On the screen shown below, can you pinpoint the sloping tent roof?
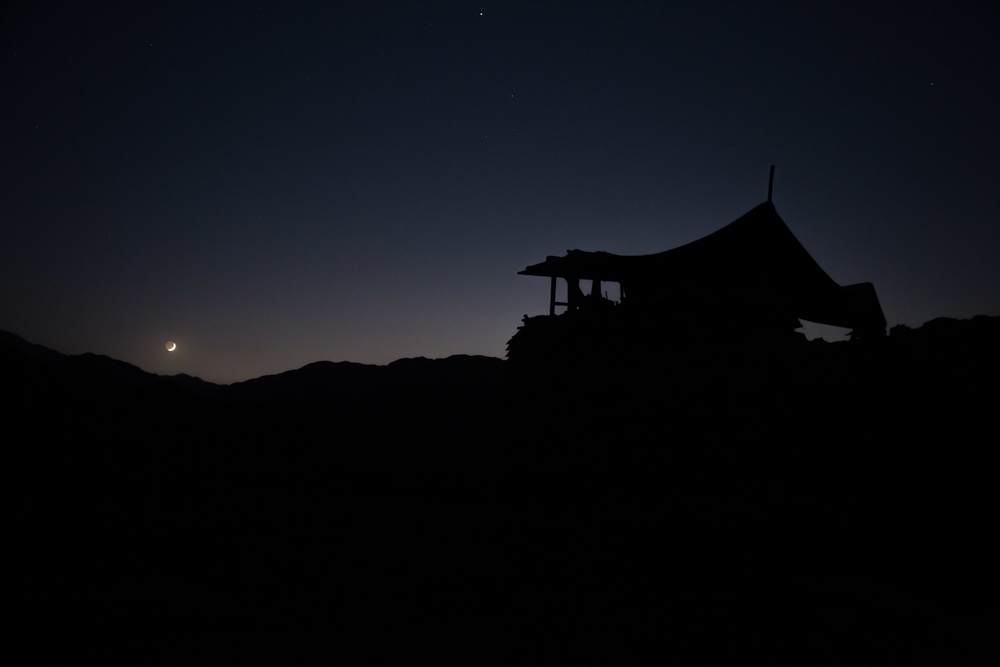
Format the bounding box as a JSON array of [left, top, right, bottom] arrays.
[[519, 202, 887, 334]]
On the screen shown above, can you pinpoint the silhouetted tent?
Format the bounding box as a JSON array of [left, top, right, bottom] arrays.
[[517, 201, 887, 339]]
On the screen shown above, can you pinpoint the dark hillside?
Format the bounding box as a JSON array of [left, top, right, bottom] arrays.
[[5, 317, 997, 661]]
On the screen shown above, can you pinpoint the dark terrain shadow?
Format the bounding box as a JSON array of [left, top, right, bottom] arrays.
[[4, 317, 997, 661]]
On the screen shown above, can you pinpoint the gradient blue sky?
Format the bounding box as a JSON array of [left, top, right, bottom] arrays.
[[3, 1, 998, 383]]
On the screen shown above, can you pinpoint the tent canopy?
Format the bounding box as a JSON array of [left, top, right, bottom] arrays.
[[519, 202, 887, 335]]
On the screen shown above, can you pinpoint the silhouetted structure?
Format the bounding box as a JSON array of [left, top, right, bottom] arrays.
[[510, 191, 887, 363]]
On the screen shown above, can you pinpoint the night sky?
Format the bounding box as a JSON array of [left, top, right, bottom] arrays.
[[3, 1, 998, 384]]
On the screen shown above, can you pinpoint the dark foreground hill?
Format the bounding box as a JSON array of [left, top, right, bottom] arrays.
[[4, 317, 998, 661]]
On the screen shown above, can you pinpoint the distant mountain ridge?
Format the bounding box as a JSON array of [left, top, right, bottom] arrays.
[[5, 317, 999, 409], [0, 329, 506, 409]]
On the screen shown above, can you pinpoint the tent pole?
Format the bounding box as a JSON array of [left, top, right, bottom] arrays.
[[768, 165, 775, 203], [549, 276, 556, 316]]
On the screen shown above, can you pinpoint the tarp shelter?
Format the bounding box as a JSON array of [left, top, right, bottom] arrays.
[[518, 202, 887, 337]]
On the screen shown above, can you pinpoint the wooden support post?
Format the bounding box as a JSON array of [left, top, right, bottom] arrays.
[[549, 275, 556, 316]]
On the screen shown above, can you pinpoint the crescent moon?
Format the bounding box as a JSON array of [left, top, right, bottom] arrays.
[[166, 342, 177, 352]]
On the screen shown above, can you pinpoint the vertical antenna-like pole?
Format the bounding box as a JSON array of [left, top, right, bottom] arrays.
[[767, 165, 775, 203]]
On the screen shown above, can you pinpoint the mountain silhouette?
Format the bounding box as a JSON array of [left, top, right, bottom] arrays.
[[5, 317, 998, 661]]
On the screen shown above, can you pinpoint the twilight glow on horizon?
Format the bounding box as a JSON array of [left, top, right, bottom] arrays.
[[3, 2, 998, 383]]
